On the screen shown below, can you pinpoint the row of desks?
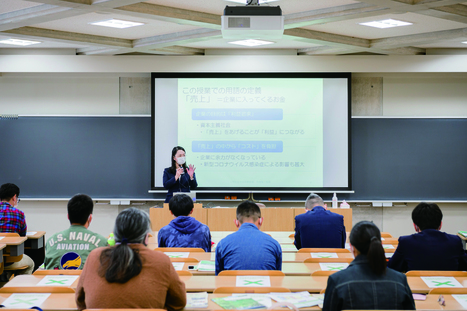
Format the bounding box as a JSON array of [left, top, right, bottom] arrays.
[[4, 274, 467, 295], [0, 292, 461, 311]]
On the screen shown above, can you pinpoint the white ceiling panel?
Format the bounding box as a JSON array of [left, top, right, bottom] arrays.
[[304, 12, 467, 39], [32, 12, 200, 40], [0, 0, 43, 15]]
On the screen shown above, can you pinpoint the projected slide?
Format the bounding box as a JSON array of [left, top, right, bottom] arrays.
[[177, 78, 324, 187]]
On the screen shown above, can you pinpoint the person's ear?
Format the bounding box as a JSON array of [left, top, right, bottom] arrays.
[[258, 217, 263, 227], [87, 214, 93, 225], [234, 219, 240, 228], [189, 209, 194, 215], [438, 221, 442, 231], [413, 223, 420, 232], [323, 204, 328, 210], [144, 233, 149, 246]]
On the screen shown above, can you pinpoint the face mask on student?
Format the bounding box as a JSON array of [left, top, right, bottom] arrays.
[[177, 157, 186, 165]]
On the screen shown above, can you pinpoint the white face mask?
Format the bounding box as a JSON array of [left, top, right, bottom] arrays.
[[176, 157, 186, 165]]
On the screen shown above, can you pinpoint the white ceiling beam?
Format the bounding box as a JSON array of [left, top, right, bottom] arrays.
[[371, 27, 467, 48], [284, 28, 370, 48], [132, 29, 222, 50]]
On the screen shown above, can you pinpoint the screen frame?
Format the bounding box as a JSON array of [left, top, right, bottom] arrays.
[[151, 72, 352, 192]]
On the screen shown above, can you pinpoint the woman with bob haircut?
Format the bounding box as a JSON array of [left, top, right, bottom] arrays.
[[76, 207, 186, 310], [323, 221, 415, 311]]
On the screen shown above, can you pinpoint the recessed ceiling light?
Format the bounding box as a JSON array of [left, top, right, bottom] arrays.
[[228, 39, 275, 47], [89, 19, 144, 29], [359, 19, 413, 29], [0, 39, 41, 46], [226, 0, 278, 3], [462, 41, 467, 44]]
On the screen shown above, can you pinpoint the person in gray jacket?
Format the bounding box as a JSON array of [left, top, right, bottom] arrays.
[[323, 221, 415, 311]]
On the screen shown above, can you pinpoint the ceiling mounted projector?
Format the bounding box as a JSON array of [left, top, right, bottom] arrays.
[[221, 5, 284, 40]]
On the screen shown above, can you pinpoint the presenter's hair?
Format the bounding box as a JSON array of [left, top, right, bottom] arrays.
[[350, 221, 386, 275], [169, 194, 194, 216], [170, 146, 188, 174], [412, 202, 443, 231], [67, 194, 93, 225], [305, 193, 324, 210], [99, 207, 151, 283], [0, 183, 20, 201], [236, 200, 261, 223]]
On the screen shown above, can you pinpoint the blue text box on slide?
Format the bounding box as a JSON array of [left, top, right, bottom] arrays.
[[192, 141, 283, 153], [192, 108, 283, 120]]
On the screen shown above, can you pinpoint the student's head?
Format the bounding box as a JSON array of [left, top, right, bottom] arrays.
[[349, 221, 386, 275], [412, 202, 443, 232], [169, 194, 194, 217], [0, 183, 20, 205], [171, 146, 187, 171], [305, 193, 325, 210], [100, 207, 151, 283], [67, 194, 94, 226], [235, 200, 262, 228]]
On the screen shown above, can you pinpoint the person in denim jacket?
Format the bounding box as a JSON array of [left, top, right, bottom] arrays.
[[323, 221, 415, 311]]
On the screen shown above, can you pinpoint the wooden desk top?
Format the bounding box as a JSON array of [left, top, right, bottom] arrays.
[[180, 275, 328, 293], [407, 276, 467, 294], [26, 231, 46, 239], [0, 243, 6, 250], [0, 236, 27, 245], [0, 293, 77, 310], [1, 275, 80, 290]]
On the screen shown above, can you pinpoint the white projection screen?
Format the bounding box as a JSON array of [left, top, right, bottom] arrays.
[[151, 73, 351, 192]]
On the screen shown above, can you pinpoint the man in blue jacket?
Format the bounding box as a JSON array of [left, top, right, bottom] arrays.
[[388, 202, 467, 272], [294, 193, 346, 249], [158, 194, 211, 252]]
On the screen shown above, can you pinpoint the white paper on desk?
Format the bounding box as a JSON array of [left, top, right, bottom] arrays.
[[319, 263, 349, 271], [281, 244, 297, 251], [311, 252, 338, 258], [197, 260, 215, 271], [345, 243, 350, 249], [452, 295, 467, 308], [268, 291, 323, 308], [381, 237, 385, 240], [232, 294, 272, 308], [26, 231, 37, 236], [172, 262, 184, 271], [164, 252, 189, 258], [186, 292, 209, 308], [385, 253, 394, 258], [2, 293, 51, 308], [421, 276, 463, 288], [36, 275, 79, 286], [236, 276, 271, 287], [383, 245, 395, 249], [0, 236, 4, 240], [210, 252, 216, 260]]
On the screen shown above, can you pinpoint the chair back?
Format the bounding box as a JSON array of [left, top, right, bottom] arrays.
[[0, 286, 75, 293], [380, 232, 393, 238], [381, 238, 399, 245], [429, 287, 467, 294], [297, 248, 350, 253], [304, 258, 353, 263], [406, 271, 467, 277], [0, 233, 20, 237], [33, 270, 82, 275], [170, 258, 199, 263], [176, 270, 193, 276], [311, 270, 339, 276], [154, 247, 205, 252], [214, 287, 290, 293], [218, 270, 285, 276]]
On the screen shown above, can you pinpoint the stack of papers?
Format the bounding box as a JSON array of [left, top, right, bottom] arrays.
[[212, 296, 266, 309], [197, 260, 215, 271], [186, 292, 209, 308], [268, 291, 323, 308], [171, 262, 184, 271]]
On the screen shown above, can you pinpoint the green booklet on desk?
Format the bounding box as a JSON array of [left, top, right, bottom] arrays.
[[458, 231, 467, 238], [212, 296, 266, 310], [197, 260, 215, 271]]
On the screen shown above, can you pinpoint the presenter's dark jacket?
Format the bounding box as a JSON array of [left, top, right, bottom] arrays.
[[294, 206, 346, 249], [387, 229, 467, 272], [163, 167, 197, 203], [322, 255, 415, 311]]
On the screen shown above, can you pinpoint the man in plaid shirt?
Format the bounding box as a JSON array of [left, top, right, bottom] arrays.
[[0, 183, 34, 275]]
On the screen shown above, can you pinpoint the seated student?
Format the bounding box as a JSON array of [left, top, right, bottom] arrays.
[[76, 207, 186, 310], [294, 193, 346, 249], [45, 194, 107, 270], [388, 202, 467, 272], [215, 200, 282, 275], [158, 194, 211, 252], [0, 183, 34, 275], [323, 221, 415, 311]]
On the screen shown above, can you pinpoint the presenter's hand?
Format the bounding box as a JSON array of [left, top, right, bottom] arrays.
[[187, 164, 196, 180], [175, 168, 184, 180]]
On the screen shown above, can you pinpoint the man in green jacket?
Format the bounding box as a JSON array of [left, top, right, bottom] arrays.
[[44, 194, 107, 270]]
